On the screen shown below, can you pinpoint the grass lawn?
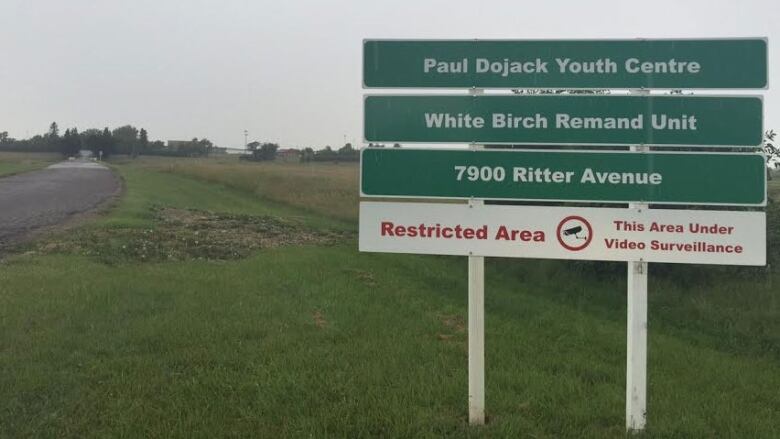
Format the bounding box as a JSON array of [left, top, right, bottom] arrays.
[[769, 176, 780, 199], [1, 158, 778, 438], [0, 152, 60, 177]]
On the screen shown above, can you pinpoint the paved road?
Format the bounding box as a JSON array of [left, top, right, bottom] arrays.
[[0, 160, 120, 248]]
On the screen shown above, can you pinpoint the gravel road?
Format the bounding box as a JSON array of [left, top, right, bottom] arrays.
[[0, 160, 120, 249]]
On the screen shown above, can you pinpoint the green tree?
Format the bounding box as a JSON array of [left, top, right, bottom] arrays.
[[112, 125, 139, 155], [139, 128, 149, 155], [245, 142, 278, 161], [81, 129, 104, 157], [196, 138, 214, 156], [764, 129, 778, 179], [148, 140, 165, 153], [337, 143, 359, 161], [313, 146, 338, 162], [300, 147, 315, 162], [102, 128, 116, 157], [257, 142, 278, 160], [59, 129, 69, 155], [61, 128, 82, 157], [47, 122, 61, 151], [176, 138, 214, 157], [48, 122, 59, 138]]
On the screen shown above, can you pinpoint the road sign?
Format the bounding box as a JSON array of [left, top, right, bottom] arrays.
[[359, 202, 766, 266], [363, 39, 768, 89], [364, 95, 763, 147], [360, 35, 771, 432], [360, 148, 767, 206]]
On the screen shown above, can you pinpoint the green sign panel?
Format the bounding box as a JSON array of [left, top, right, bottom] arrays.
[[363, 39, 768, 89], [360, 148, 766, 206], [364, 95, 763, 147]]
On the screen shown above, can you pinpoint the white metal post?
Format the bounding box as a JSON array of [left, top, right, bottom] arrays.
[[468, 244, 485, 425], [626, 89, 649, 432], [468, 87, 486, 426], [626, 256, 648, 431]]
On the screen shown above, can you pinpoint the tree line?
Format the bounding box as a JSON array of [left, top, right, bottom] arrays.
[[0, 122, 215, 158], [241, 142, 370, 162], [301, 143, 362, 162], [296, 143, 402, 163]]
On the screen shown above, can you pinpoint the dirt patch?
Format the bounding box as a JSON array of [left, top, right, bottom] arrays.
[[343, 268, 377, 287], [437, 314, 467, 345], [441, 314, 466, 333], [312, 310, 328, 329], [33, 207, 349, 263]]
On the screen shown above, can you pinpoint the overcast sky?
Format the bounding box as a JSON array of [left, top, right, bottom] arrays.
[[1, 0, 778, 149]]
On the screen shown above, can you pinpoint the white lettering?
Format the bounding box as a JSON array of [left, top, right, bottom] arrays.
[[424, 113, 484, 129], [625, 58, 702, 74], [580, 168, 663, 185]]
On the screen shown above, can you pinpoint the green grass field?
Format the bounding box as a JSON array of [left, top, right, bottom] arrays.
[[1, 157, 779, 437], [0, 152, 60, 176]]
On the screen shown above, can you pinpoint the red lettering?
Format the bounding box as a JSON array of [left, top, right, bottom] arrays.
[[381, 222, 394, 236]]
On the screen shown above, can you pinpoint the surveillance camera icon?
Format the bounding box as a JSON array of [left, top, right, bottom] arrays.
[[556, 216, 593, 251], [562, 225, 587, 240]]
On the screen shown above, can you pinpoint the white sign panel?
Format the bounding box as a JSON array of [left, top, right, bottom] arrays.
[[360, 202, 766, 266]]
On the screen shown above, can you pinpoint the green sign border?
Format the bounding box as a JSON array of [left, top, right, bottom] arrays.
[[360, 148, 767, 206], [363, 94, 764, 148], [363, 38, 769, 90]]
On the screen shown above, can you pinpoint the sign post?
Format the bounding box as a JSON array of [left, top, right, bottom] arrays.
[[626, 255, 648, 431], [467, 89, 486, 426], [467, 202, 485, 425], [626, 86, 649, 430]]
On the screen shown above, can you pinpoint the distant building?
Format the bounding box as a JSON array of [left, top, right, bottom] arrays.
[[277, 148, 301, 162]]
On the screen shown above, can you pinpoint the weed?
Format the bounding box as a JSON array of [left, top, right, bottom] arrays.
[[35, 206, 350, 263]]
